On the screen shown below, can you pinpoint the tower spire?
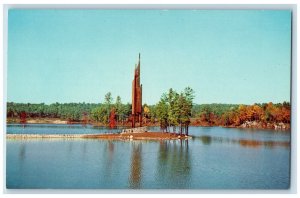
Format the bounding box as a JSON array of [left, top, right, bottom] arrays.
[[137, 53, 140, 76], [132, 53, 142, 128]]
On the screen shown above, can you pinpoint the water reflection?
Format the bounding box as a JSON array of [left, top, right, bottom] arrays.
[[103, 141, 115, 180], [68, 141, 73, 153], [156, 140, 191, 188], [82, 142, 87, 157], [200, 136, 212, 145], [6, 136, 290, 189], [129, 142, 142, 189], [19, 143, 26, 162], [199, 135, 290, 148], [7, 124, 126, 135], [107, 141, 115, 170]]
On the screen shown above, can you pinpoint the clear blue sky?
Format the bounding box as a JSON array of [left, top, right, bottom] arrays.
[[7, 9, 291, 105]]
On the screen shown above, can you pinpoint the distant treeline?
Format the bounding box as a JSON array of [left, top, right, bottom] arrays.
[[7, 93, 290, 129], [7, 92, 132, 123], [7, 102, 99, 121]]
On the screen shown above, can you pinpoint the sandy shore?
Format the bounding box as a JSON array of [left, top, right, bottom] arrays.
[[7, 134, 85, 139], [6, 132, 190, 140]]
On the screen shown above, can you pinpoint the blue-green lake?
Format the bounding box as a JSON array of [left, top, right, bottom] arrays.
[[6, 124, 290, 189]]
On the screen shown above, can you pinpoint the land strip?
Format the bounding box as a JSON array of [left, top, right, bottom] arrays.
[[6, 132, 190, 140]]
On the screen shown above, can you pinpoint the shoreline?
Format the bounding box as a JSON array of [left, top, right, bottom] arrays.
[[6, 121, 291, 131], [6, 117, 290, 131]]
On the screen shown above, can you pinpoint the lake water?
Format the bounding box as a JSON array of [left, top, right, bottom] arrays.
[[6, 124, 290, 189]]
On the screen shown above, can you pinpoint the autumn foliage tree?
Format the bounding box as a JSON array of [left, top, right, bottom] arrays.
[[109, 108, 116, 129], [20, 111, 27, 124], [216, 102, 290, 127]]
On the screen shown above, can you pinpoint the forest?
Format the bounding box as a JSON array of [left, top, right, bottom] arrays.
[[7, 89, 291, 130], [192, 102, 290, 129]]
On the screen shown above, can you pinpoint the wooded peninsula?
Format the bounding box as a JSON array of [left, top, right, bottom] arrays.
[[7, 88, 291, 131]]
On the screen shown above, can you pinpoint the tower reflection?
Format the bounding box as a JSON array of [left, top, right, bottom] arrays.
[[129, 142, 142, 189]]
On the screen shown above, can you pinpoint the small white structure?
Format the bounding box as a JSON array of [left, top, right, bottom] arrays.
[[121, 126, 148, 134]]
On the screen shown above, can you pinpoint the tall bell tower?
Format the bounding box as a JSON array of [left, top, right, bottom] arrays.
[[132, 53, 142, 127]]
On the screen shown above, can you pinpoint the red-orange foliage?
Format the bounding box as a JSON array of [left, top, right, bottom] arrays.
[[201, 102, 290, 127], [199, 112, 218, 125], [109, 108, 116, 129], [20, 111, 27, 124], [281, 107, 291, 123]]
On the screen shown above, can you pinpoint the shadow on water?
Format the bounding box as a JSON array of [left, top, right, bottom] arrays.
[[129, 142, 142, 189], [198, 135, 290, 148], [156, 139, 191, 188]]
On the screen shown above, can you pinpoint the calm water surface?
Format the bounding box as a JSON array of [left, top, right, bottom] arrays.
[[6, 124, 290, 189]]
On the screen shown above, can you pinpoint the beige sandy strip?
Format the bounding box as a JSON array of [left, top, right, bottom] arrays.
[[7, 134, 91, 139]]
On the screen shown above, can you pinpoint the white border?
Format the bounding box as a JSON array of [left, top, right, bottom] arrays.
[[1, 2, 298, 196]]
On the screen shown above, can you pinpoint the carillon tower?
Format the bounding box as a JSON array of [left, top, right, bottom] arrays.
[[132, 53, 142, 127]]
